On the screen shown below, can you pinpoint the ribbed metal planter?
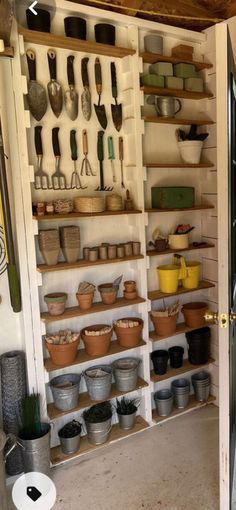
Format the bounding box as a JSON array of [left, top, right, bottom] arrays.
[[154, 389, 174, 417], [18, 423, 50, 476], [117, 412, 137, 430], [84, 365, 112, 401], [85, 417, 112, 445], [50, 373, 81, 411], [112, 357, 140, 392]]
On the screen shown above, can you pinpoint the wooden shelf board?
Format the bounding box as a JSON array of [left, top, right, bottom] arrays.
[[152, 394, 216, 424], [0, 47, 14, 58], [147, 242, 215, 257], [145, 162, 214, 168], [50, 416, 149, 465], [142, 116, 214, 126], [148, 280, 215, 301], [38, 255, 144, 274], [146, 205, 214, 213], [19, 27, 136, 58], [44, 339, 146, 373], [141, 86, 214, 100], [41, 296, 146, 323], [140, 52, 213, 70], [33, 209, 142, 221], [151, 357, 215, 383], [149, 322, 208, 342], [48, 377, 148, 420]]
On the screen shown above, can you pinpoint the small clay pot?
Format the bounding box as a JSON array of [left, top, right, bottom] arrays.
[[44, 292, 68, 316], [132, 242, 141, 256], [150, 313, 179, 337], [64, 16, 86, 39], [114, 317, 143, 348], [99, 286, 118, 305], [41, 248, 60, 266], [88, 249, 98, 262], [182, 302, 208, 328], [81, 324, 113, 356], [124, 280, 136, 293], [76, 292, 94, 310], [108, 245, 117, 259], [124, 291, 137, 300], [117, 245, 125, 258], [45, 338, 79, 366], [63, 246, 80, 264], [95, 23, 115, 45], [99, 245, 108, 260], [124, 242, 133, 257]]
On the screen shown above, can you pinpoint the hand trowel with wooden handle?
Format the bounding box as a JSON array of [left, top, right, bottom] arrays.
[[26, 49, 47, 121]]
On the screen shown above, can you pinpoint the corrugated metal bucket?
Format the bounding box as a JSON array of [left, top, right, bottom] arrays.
[[18, 423, 50, 476], [85, 417, 112, 445], [113, 357, 140, 392], [84, 365, 112, 401], [50, 373, 81, 411]]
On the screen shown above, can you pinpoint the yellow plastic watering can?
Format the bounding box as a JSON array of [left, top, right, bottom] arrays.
[[157, 255, 201, 294]]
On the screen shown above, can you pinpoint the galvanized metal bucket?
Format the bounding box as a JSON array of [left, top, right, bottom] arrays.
[[154, 389, 174, 417], [84, 365, 112, 401], [18, 423, 50, 476], [0, 430, 17, 510], [50, 373, 81, 411], [59, 433, 81, 455], [117, 411, 137, 430], [85, 417, 112, 445], [112, 357, 140, 392]]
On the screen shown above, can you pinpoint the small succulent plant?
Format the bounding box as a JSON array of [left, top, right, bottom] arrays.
[[116, 397, 140, 415]]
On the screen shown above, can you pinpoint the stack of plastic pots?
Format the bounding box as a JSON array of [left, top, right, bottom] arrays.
[[168, 346, 184, 368], [154, 389, 173, 416], [151, 350, 169, 375], [191, 371, 210, 401], [171, 378, 190, 408], [185, 327, 211, 365]]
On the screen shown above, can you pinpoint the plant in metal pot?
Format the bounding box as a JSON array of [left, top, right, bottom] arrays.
[[83, 401, 112, 445], [115, 397, 140, 430], [58, 419, 82, 455], [18, 394, 51, 475]]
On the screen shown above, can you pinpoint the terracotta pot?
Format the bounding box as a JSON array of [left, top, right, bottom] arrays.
[[76, 292, 94, 310], [124, 280, 136, 293], [81, 324, 113, 356], [98, 284, 118, 305], [124, 291, 137, 300], [150, 313, 178, 336], [45, 338, 79, 366], [44, 292, 67, 316], [182, 302, 208, 328], [114, 317, 143, 348]]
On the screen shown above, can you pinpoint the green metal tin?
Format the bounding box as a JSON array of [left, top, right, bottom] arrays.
[[151, 186, 195, 209]]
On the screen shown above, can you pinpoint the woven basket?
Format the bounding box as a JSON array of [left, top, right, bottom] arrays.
[[74, 196, 105, 214], [106, 194, 123, 211]]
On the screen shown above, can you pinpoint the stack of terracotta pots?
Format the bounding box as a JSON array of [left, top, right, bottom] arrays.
[[123, 280, 137, 300]]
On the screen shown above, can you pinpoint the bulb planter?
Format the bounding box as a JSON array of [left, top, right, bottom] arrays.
[[58, 420, 82, 455], [80, 324, 112, 357]]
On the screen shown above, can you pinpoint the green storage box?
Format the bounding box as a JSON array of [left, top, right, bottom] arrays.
[[165, 76, 184, 90], [174, 63, 196, 78], [185, 77, 204, 92], [141, 74, 165, 87], [149, 62, 173, 76], [151, 186, 195, 209]]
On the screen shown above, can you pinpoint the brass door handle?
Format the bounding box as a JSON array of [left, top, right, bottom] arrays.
[[204, 310, 236, 328], [204, 310, 219, 324]]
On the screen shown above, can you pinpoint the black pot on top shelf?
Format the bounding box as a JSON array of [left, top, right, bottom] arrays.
[[64, 17, 87, 39], [168, 346, 184, 369], [26, 8, 51, 32], [186, 327, 211, 365], [151, 349, 169, 375], [95, 23, 116, 45]]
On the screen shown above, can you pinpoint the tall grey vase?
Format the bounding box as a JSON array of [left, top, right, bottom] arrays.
[[1, 351, 26, 475]]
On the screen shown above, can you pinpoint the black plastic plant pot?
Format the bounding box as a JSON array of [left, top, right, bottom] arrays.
[[95, 23, 116, 45], [64, 17, 87, 39], [168, 346, 184, 369], [186, 327, 210, 365], [151, 349, 169, 375], [26, 8, 51, 32]]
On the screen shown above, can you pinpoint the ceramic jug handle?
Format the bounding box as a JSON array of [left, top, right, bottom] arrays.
[[175, 99, 182, 114]]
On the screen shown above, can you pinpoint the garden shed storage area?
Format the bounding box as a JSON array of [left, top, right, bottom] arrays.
[[2, 0, 235, 508]]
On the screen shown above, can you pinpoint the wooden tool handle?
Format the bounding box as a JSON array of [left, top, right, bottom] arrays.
[[95, 57, 102, 95], [47, 49, 57, 80], [119, 136, 123, 161], [82, 129, 88, 154], [26, 49, 36, 81], [34, 125, 43, 156]]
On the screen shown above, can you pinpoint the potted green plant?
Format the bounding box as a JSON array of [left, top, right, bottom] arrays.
[[18, 394, 50, 475], [115, 397, 140, 430], [58, 419, 82, 455], [83, 401, 112, 445]]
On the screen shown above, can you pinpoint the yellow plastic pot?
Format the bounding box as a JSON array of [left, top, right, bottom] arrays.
[[157, 256, 200, 293]]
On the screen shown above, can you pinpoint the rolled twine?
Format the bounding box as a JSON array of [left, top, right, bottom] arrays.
[[1, 350, 26, 475]]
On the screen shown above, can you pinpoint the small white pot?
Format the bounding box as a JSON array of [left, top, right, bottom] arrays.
[[178, 140, 203, 164], [168, 234, 189, 250]]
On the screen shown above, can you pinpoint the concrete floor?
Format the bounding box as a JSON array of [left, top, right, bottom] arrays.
[[48, 405, 219, 510]]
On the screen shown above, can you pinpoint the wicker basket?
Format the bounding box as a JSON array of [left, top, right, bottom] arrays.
[[74, 196, 105, 214], [106, 194, 123, 211]]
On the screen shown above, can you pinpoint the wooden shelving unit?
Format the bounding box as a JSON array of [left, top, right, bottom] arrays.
[[146, 205, 214, 213], [48, 377, 148, 419], [145, 162, 214, 168], [142, 116, 214, 126], [38, 255, 144, 274], [148, 280, 215, 301], [50, 416, 149, 465], [0, 47, 14, 58], [149, 323, 208, 342], [44, 339, 146, 373], [147, 242, 215, 257], [150, 357, 215, 383], [41, 296, 146, 323], [140, 51, 213, 71], [33, 209, 142, 221], [141, 85, 214, 100], [19, 28, 136, 58], [152, 395, 216, 424]]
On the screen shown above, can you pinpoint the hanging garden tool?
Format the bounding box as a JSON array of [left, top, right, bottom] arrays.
[[47, 48, 63, 118], [81, 57, 91, 121], [94, 58, 107, 129], [96, 131, 113, 191], [65, 55, 78, 121], [0, 122, 21, 312], [70, 130, 87, 189], [51, 127, 67, 189], [80, 130, 96, 177], [26, 49, 47, 121], [34, 126, 51, 189], [119, 136, 125, 189], [108, 136, 116, 183], [110, 62, 122, 131]]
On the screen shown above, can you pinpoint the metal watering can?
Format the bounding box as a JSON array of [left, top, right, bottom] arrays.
[[0, 430, 17, 510], [158, 255, 201, 294]]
